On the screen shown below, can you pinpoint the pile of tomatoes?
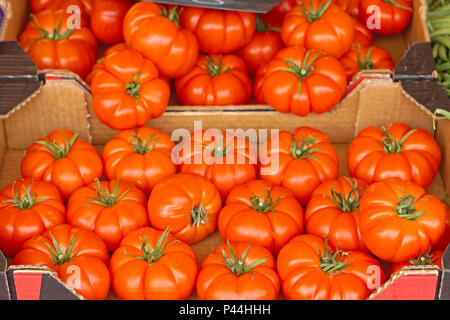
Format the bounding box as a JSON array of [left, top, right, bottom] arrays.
[[0, 119, 448, 300], [18, 0, 412, 129]]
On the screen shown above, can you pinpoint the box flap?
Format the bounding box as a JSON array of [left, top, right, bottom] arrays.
[[400, 80, 450, 115], [394, 43, 436, 79], [438, 245, 450, 300], [149, 0, 285, 12], [0, 251, 10, 300]]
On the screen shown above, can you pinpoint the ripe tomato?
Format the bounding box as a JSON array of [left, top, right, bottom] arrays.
[[197, 241, 280, 300], [263, 0, 297, 29], [0, 178, 65, 257], [90, 0, 132, 45], [177, 130, 258, 200], [237, 14, 284, 75], [175, 54, 252, 106], [281, 0, 354, 59], [340, 45, 395, 81], [259, 127, 339, 206], [91, 49, 171, 130], [305, 177, 368, 252], [347, 123, 442, 189], [218, 180, 304, 255], [30, 0, 92, 15], [359, 178, 446, 262], [434, 195, 450, 250], [19, 9, 98, 79], [277, 234, 385, 300], [351, 17, 373, 48], [179, 6, 255, 54], [102, 127, 176, 196], [67, 179, 149, 252], [21, 129, 103, 202], [123, 2, 199, 78], [257, 46, 347, 116], [359, 0, 413, 34], [12, 224, 110, 300], [335, 0, 360, 17], [390, 249, 444, 275], [110, 227, 198, 300], [253, 62, 269, 104], [148, 173, 222, 244], [85, 42, 128, 85]]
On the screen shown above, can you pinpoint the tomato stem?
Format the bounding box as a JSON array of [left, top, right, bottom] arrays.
[[394, 195, 426, 221], [2, 180, 48, 210], [202, 134, 229, 159], [298, 0, 333, 22], [250, 188, 284, 214], [443, 193, 450, 207], [220, 240, 268, 278], [36, 130, 80, 160], [384, 0, 413, 12], [129, 132, 160, 154], [290, 134, 322, 160], [207, 56, 231, 78], [357, 47, 375, 71], [160, 6, 183, 26], [409, 249, 434, 266], [329, 177, 363, 212], [191, 201, 208, 227], [318, 238, 352, 274], [381, 124, 416, 154], [125, 73, 142, 99], [89, 178, 132, 207], [31, 14, 74, 41], [255, 14, 280, 32], [44, 232, 78, 265]]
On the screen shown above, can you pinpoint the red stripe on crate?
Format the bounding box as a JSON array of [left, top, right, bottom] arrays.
[[14, 273, 42, 300], [45, 75, 63, 80], [372, 274, 438, 300], [342, 76, 372, 98]]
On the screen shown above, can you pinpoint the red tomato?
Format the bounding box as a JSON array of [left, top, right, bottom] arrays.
[[259, 127, 339, 206], [90, 0, 132, 45], [351, 17, 373, 48], [218, 180, 304, 255], [110, 227, 198, 300], [390, 249, 444, 275], [19, 9, 98, 79], [277, 234, 385, 300], [30, 0, 91, 15], [257, 46, 347, 116], [85, 42, 128, 85], [102, 127, 176, 196], [197, 241, 280, 300], [263, 0, 297, 29], [123, 2, 199, 78], [359, 178, 446, 262], [253, 62, 269, 104], [305, 177, 368, 252], [335, 0, 360, 17], [0, 178, 65, 257], [281, 0, 355, 59], [148, 173, 222, 244], [67, 179, 149, 252], [91, 49, 171, 130], [20, 129, 104, 202], [347, 123, 442, 189], [177, 129, 258, 200], [179, 6, 256, 54], [237, 14, 284, 75], [359, 0, 413, 34], [13, 224, 110, 300], [340, 45, 395, 81], [175, 54, 252, 106], [434, 195, 450, 250]]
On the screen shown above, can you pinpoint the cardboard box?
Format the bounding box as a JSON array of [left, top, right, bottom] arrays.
[[0, 0, 449, 301]]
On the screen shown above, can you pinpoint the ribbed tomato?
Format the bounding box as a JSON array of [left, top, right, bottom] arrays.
[[0, 178, 65, 257], [347, 123, 442, 189], [281, 0, 354, 58], [305, 177, 368, 252], [359, 0, 413, 34], [257, 46, 347, 116], [175, 54, 252, 106], [435, 195, 450, 250], [102, 127, 176, 196], [335, 0, 360, 17], [67, 179, 149, 251], [390, 249, 444, 275], [30, 0, 92, 15], [196, 241, 280, 300], [351, 18, 373, 48], [123, 2, 199, 78], [218, 180, 304, 255], [148, 173, 222, 244], [259, 127, 339, 206], [85, 42, 128, 85], [110, 227, 198, 300], [21, 129, 103, 202], [12, 224, 110, 300], [277, 234, 385, 300], [179, 6, 255, 54], [359, 178, 446, 262]]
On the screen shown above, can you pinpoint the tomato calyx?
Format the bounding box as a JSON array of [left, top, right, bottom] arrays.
[[298, 0, 333, 22], [45, 232, 78, 265], [250, 188, 284, 214], [290, 134, 322, 160], [160, 6, 183, 26], [280, 51, 321, 94], [125, 73, 142, 99], [433, 108, 450, 130], [318, 238, 352, 274], [394, 195, 426, 221], [127, 228, 178, 264], [329, 177, 362, 212], [89, 178, 132, 207], [207, 56, 231, 78], [255, 14, 280, 33], [36, 130, 79, 159], [191, 200, 208, 227], [31, 14, 74, 41], [3, 181, 48, 210], [443, 193, 450, 207], [221, 240, 268, 278], [409, 249, 434, 266], [129, 133, 159, 154], [357, 47, 375, 71], [203, 134, 230, 159], [383, 0, 413, 12], [381, 124, 416, 154]]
